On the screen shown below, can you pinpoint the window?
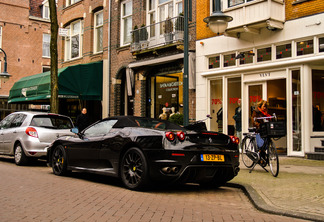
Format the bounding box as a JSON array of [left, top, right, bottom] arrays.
[[66, 0, 81, 7], [43, 66, 50, 72], [42, 0, 50, 19], [43, 33, 50, 58], [312, 70, 324, 132], [239, 50, 254, 65], [94, 11, 103, 53], [121, 1, 132, 46], [257, 47, 271, 62], [224, 53, 236, 67], [0, 26, 2, 75], [319, 37, 324, 53], [64, 20, 83, 61], [10, 114, 26, 128], [297, 39, 313, 56], [210, 79, 223, 133], [276, 43, 291, 59], [84, 120, 118, 137], [209, 56, 220, 69], [228, 0, 254, 8]]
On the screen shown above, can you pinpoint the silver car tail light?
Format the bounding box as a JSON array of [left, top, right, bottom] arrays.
[[26, 127, 38, 138]]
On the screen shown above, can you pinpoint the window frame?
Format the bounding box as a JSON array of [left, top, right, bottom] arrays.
[[42, 33, 51, 58], [65, 0, 81, 7], [64, 20, 83, 61], [120, 0, 133, 47], [93, 10, 104, 54]]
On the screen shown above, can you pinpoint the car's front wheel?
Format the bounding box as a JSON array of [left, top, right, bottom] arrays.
[[120, 147, 149, 190], [14, 143, 29, 166], [51, 145, 68, 176]]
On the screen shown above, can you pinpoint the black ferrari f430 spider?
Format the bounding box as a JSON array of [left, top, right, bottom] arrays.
[[47, 116, 240, 190]]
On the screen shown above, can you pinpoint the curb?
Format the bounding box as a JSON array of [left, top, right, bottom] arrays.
[[226, 183, 324, 222]]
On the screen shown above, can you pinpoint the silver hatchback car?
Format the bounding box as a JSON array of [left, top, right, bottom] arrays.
[[0, 111, 74, 165]]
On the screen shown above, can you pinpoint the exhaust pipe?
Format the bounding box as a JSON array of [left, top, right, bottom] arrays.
[[162, 167, 171, 174], [171, 167, 179, 174]]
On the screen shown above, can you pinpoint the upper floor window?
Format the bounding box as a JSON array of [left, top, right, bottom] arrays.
[[43, 33, 50, 58], [42, 0, 50, 19], [239, 50, 254, 65], [66, 0, 81, 7], [319, 37, 324, 53], [276, 43, 291, 59], [257, 47, 271, 62], [94, 10, 103, 53], [121, 0, 132, 46], [224, 53, 236, 67], [228, 0, 254, 8], [64, 20, 83, 61], [209, 56, 220, 69], [297, 39, 313, 56]]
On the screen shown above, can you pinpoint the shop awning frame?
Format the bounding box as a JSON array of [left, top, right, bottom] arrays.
[[8, 61, 103, 103]]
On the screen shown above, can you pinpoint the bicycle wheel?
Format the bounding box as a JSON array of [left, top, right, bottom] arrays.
[[241, 136, 256, 168], [268, 140, 279, 177]]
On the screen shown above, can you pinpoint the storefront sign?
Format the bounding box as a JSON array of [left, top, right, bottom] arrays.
[[260, 73, 270, 77], [159, 81, 182, 92], [250, 95, 262, 102], [212, 99, 222, 104]]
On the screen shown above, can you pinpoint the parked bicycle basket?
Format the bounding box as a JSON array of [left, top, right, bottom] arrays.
[[260, 121, 286, 138]]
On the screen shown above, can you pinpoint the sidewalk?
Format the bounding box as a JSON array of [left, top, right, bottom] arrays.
[[228, 156, 324, 222]]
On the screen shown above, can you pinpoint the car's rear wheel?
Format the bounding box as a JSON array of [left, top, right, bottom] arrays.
[[120, 147, 149, 190], [14, 143, 29, 166], [52, 145, 68, 176]]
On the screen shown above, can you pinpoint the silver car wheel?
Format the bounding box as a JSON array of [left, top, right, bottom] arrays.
[[15, 146, 22, 163]]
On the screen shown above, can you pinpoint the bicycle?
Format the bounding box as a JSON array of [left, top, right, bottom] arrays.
[[241, 115, 284, 177]]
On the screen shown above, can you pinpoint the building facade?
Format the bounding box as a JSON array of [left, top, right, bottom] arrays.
[[196, 0, 324, 158], [0, 0, 51, 118]]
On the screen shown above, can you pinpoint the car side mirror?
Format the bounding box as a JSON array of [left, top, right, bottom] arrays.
[[71, 127, 79, 134]]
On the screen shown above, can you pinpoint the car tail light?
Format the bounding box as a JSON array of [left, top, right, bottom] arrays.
[[165, 131, 175, 141], [230, 136, 240, 144], [26, 127, 38, 138], [176, 131, 186, 142]]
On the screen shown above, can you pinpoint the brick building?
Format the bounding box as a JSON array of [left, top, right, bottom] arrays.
[[196, 0, 324, 159], [0, 0, 51, 118]]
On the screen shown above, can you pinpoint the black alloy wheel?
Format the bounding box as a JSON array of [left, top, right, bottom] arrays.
[[120, 147, 149, 190], [52, 145, 68, 176]]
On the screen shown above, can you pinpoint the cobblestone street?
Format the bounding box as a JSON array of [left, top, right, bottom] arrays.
[[0, 157, 307, 222]]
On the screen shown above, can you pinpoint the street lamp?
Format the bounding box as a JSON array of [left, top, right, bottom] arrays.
[[0, 48, 12, 79], [203, 0, 233, 34]]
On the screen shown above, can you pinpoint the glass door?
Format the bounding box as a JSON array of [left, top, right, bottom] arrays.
[[247, 83, 265, 128]]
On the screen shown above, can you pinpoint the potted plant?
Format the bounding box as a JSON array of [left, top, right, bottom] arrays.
[[175, 13, 184, 41], [131, 25, 140, 51], [163, 17, 173, 44], [139, 24, 149, 50]]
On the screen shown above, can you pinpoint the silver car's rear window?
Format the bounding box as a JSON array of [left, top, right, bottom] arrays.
[[30, 115, 73, 129]]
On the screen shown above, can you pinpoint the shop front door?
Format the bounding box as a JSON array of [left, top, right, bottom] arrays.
[[244, 80, 287, 153]]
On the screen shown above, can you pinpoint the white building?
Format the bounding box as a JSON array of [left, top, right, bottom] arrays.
[[196, 1, 324, 159]]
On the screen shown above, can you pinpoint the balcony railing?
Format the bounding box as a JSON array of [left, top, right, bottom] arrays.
[[130, 16, 184, 52]]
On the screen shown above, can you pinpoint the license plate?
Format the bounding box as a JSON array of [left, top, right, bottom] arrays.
[[200, 154, 224, 162]]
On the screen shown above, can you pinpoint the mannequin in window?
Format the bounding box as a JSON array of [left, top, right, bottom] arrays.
[[233, 99, 242, 142], [159, 107, 168, 120], [170, 107, 176, 117]]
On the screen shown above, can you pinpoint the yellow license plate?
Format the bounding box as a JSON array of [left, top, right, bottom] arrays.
[[200, 154, 225, 162]]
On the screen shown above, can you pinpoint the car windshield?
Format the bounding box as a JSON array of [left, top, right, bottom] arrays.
[[30, 115, 73, 129]]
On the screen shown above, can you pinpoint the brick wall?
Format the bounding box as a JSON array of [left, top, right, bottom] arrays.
[[196, 0, 219, 41], [286, 0, 324, 20], [29, 0, 43, 17], [0, 0, 50, 97]]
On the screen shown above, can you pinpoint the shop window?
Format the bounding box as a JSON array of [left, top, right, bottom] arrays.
[[276, 43, 291, 59], [312, 70, 324, 132], [297, 39, 313, 56], [239, 50, 253, 65], [152, 73, 183, 120], [319, 37, 324, 53], [257, 47, 271, 62], [228, 77, 241, 139], [224, 53, 236, 67], [208, 56, 220, 69], [210, 79, 223, 133]]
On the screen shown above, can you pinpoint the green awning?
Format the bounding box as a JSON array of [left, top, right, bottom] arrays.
[[8, 61, 103, 103]]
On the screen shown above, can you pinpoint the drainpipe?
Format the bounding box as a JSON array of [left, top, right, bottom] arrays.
[[107, 0, 111, 117]]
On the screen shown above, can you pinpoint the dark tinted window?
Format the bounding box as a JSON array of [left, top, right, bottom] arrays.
[[31, 115, 73, 129], [11, 114, 27, 128]]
